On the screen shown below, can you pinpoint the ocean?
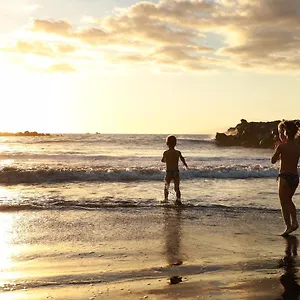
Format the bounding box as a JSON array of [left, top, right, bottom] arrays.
[[0, 133, 288, 211], [0, 134, 298, 297]]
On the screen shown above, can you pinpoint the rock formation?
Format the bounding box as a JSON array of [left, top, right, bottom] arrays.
[[0, 131, 51, 137], [215, 119, 300, 148]]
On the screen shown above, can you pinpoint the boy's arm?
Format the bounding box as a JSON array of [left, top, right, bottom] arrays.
[[271, 144, 282, 164], [179, 151, 188, 168]]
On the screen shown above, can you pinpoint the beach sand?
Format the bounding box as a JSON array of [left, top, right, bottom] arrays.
[[1, 206, 299, 300]]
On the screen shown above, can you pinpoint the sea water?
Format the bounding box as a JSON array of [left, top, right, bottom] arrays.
[[0, 134, 289, 211], [0, 134, 298, 294]]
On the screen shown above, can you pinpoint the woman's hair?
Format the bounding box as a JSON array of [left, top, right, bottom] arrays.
[[278, 120, 299, 139], [166, 135, 177, 148]]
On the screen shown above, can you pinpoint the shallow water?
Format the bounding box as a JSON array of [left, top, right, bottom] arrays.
[[0, 206, 292, 294], [0, 134, 290, 211]]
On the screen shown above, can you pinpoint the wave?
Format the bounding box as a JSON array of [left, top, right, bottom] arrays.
[[177, 137, 215, 145], [2, 134, 215, 146], [0, 153, 121, 161], [0, 165, 280, 185], [192, 156, 269, 162], [0, 152, 269, 162], [0, 199, 279, 213]]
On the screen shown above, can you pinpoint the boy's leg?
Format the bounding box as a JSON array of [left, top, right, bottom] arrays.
[[174, 176, 181, 203], [164, 177, 171, 201]]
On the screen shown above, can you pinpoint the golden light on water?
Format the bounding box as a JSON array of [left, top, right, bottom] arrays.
[[0, 213, 15, 283], [0, 188, 23, 288], [0, 143, 14, 167], [0, 143, 15, 169], [0, 187, 17, 204], [0, 160, 14, 168], [0, 144, 10, 152]]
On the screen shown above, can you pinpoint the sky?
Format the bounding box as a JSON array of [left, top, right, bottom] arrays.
[[0, 0, 299, 134]]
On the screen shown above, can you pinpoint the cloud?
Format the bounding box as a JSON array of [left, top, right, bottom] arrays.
[[47, 63, 76, 73], [105, 53, 147, 64], [217, 0, 300, 71], [56, 44, 77, 54], [105, 44, 221, 71], [32, 19, 72, 36], [2, 0, 300, 73], [1, 41, 77, 57], [235, 0, 300, 26], [75, 27, 108, 45], [15, 41, 54, 57], [103, 14, 201, 45], [23, 4, 42, 13]]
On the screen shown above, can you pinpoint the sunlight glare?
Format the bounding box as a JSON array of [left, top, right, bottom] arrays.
[[0, 213, 15, 283], [0, 160, 15, 168]]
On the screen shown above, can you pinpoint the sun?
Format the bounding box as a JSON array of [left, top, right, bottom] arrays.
[[0, 64, 76, 133]]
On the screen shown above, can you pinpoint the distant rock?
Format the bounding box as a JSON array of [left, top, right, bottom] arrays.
[[215, 119, 300, 148], [0, 131, 51, 137]]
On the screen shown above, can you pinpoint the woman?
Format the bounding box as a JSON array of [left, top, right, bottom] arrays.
[[271, 120, 300, 236]]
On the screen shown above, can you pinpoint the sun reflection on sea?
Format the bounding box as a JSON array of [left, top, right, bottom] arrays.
[[0, 157, 15, 169], [0, 187, 20, 207], [0, 159, 14, 168], [0, 214, 14, 280], [0, 202, 22, 289], [0, 144, 10, 151]]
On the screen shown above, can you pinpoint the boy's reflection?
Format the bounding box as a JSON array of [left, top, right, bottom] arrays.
[[164, 206, 183, 266], [279, 235, 300, 299]]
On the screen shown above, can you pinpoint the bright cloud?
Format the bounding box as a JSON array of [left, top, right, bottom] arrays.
[[1, 0, 300, 73], [23, 4, 42, 13], [47, 62, 76, 73], [1, 40, 77, 57], [32, 19, 73, 36]]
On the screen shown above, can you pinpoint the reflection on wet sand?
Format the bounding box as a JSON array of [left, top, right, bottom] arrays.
[[279, 235, 300, 299], [163, 206, 183, 267]]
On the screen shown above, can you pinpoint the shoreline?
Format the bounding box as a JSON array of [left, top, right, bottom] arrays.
[[1, 207, 299, 299]]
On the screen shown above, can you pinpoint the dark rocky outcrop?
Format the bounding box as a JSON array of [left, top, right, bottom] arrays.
[[215, 119, 300, 148], [0, 131, 51, 137]]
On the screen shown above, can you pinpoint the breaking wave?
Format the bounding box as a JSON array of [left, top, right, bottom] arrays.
[[0, 165, 280, 185]]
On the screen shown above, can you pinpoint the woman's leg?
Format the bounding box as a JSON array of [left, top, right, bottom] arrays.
[[289, 187, 298, 231], [279, 177, 293, 235]]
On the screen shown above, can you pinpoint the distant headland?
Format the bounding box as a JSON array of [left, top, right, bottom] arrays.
[[215, 119, 300, 148], [0, 131, 51, 137]]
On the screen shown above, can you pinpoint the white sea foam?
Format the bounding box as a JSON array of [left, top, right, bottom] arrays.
[[0, 165, 281, 184]]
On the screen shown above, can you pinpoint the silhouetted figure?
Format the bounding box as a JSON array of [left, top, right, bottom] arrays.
[[279, 235, 300, 299], [161, 135, 188, 205], [271, 121, 300, 236]]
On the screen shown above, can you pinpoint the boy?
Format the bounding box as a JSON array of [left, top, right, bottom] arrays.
[[161, 135, 188, 205]]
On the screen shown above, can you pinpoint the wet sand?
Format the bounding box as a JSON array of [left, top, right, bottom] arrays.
[[1, 206, 300, 299]]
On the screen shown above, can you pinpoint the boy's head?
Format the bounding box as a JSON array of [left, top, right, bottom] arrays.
[[166, 135, 177, 148]]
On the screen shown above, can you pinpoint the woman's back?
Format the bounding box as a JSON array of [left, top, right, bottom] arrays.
[[279, 141, 300, 174]]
